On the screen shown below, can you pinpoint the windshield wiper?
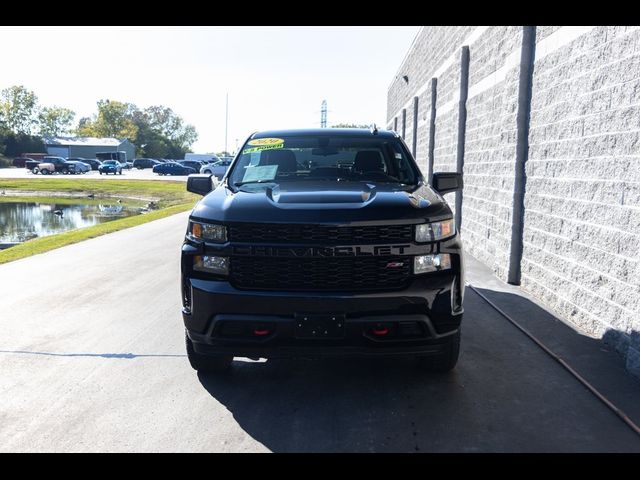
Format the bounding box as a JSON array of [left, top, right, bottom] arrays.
[[232, 180, 275, 187]]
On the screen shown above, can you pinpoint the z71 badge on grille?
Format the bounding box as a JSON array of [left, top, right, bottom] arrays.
[[385, 261, 405, 269]]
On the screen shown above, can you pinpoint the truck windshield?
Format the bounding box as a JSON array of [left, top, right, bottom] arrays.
[[228, 136, 420, 187]]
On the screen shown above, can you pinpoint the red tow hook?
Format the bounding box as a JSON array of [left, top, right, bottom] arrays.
[[372, 327, 389, 336], [253, 328, 271, 336]]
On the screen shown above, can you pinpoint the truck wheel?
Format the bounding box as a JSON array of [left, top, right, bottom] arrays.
[[41, 169, 49, 175], [185, 331, 232, 372], [417, 330, 460, 373], [32, 167, 39, 174]]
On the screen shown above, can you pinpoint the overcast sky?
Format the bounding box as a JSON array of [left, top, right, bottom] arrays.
[[0, 26, 419, 154]]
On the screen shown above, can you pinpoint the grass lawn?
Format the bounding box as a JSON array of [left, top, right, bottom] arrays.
[[0, 178, 200, 264]]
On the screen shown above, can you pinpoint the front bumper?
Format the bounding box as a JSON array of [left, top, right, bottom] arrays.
[[182, 273, 464, 358]]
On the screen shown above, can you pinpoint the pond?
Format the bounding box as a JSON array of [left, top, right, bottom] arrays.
[[0, 198, 144, 247]]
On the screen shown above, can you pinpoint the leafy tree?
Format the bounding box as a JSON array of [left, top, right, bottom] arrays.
[[38, 106, 75, 137], [77, 99, 138, 140], [0, 85, 39, 135], [143, 105, 198, 153], [75, 99, 198, 159]]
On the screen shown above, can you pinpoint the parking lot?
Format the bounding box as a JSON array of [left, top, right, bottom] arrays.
[[0, 167, 187, 182], [1, 212, 639, 452]]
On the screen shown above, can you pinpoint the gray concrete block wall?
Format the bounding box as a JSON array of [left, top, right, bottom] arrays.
[[523, 25, 640, 375], [387, 25, 640, 378], [462, 26, 522, 280]]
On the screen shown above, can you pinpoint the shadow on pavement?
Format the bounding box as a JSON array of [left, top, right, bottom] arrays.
[[196, 287, 640, 452]]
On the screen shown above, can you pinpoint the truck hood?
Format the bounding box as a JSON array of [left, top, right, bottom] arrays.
[[190, 181, 452, 224]]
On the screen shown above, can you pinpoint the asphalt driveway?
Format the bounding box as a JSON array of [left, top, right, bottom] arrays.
[[1, 212, 639, 452]]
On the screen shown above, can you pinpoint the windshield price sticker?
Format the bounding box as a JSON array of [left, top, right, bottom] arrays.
[[247, 138, 284, 146], [242, 143, 284, 154], [242, 165, 278, 183]]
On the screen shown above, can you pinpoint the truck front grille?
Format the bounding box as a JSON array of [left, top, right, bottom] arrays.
[[228, 223, 413, 244], [230, 256, 411, 291]]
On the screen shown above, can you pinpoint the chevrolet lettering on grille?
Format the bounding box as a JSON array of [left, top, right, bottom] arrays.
[[231, 245, 412, 257]]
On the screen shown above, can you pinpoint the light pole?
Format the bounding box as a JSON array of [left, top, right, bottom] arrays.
[[224, 93, 228, 156]]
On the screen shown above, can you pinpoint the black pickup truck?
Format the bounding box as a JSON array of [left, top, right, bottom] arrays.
[[181, 128, 464, 373]]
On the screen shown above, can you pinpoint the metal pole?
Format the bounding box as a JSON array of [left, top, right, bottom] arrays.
[[508, 26, 537, 285], [412, 96, 419, 157], [401, 108, 406, 139], [455, 46, 470, 232], [224, 93, 228, 155], [428, 78, 437, 184]]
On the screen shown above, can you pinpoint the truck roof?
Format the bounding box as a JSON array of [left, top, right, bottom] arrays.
[[250, 128, 398, 139]]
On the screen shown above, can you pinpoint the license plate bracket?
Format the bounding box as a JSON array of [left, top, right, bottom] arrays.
[[294, 313, 346, 339]]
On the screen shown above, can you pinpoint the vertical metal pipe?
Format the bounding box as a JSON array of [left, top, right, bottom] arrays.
[[428, 78, 437, 184], [225, 93, 229, 155], [508, 26, 537, 285], [401, 108, 406, 139], [412, 96, 419, 157], [393, 117, 398, 132], [455, 46, 470, 232]]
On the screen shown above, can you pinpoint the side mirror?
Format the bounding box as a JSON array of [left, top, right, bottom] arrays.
[[187, 174, 214, 196], [432, 172, 463, 195]]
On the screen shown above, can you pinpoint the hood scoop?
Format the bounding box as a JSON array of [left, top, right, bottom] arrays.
[[267, 183, 377, 206]]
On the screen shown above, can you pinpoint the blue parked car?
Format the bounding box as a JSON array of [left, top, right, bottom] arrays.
[[98, 160, 123, 175], [153, 162, 196, 176]]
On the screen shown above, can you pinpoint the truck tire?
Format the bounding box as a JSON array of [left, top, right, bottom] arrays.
[[185, 331, 232, 372], [41, 169, 49, 175], [417, 329, 460, 373], [32, 167, 39, 174]]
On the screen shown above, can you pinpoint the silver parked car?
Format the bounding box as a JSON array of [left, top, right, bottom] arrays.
[[65, 160, 91, 174], [200, 158, 232, 179]]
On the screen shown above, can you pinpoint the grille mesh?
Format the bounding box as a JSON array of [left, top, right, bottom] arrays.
[[230, 256, 411, 291]]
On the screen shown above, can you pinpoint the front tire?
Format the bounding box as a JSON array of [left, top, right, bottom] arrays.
[[417, 329, 460, 373], [185, 331, 232, 372]]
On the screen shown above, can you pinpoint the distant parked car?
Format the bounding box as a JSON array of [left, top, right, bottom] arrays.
[[122, 161, 133, 169], [34, 156, 73, 175], [200, 158, 232, 179], [12, 157, 34, 168], [178, 160, 204, 171], [25, 158, 43, 172], [153, 162, 196, 176], [133, 158, 161, 169], [69, 157, 101, 171], [98, 160, 123, 175], [65, 160, 91, 174]]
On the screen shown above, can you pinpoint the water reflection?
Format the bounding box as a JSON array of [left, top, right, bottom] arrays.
[[0, 200, 141, 244]]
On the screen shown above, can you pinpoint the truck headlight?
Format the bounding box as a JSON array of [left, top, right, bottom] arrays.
[[189, 221, 227, 243], [414, 254, 452, 274], [415, 219, 454, 242], [193, 255, 228, 275]]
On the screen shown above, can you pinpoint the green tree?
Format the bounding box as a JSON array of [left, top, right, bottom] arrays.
[[77, 99, 138, 140], [144, 105, 198, 152], [130, 105, 198, 158], [0, 85, 39, 135], [38, 106, 75, 137], [76, 100, 198, 159]]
